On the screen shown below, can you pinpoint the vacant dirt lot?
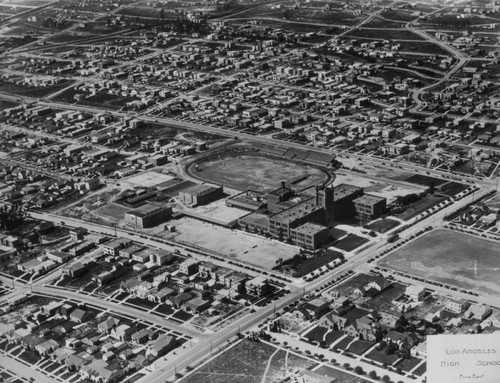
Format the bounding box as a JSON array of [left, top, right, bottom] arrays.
[[160, 217, 298, 269]]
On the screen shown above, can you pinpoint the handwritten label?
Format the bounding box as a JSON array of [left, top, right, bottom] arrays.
[[428, 333, 500, 383]]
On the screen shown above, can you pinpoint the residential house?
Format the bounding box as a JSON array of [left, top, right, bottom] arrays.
[[146, 334, 177, 357], [70, 308, 90, 323], [98, 317, 120, 334], [301, 298, 330, 319], [112, 324, 135, 342], [131, 328, 155, 345]]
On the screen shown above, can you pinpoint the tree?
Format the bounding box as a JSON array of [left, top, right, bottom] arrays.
[[0, 203, 26, 231], [382, 375, 391, 383], [354, 366, 364, 375], [369, 370, 378, 379]]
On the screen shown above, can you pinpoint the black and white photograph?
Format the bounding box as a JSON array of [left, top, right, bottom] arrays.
[[0, 0, 498, 382]]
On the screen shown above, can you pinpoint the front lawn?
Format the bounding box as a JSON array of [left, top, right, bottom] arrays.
[[303, 326, 328, 343], [347, 340, 375, 355], [365, 348, 400, 365]]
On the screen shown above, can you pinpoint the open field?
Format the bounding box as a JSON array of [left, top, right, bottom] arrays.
[[379, 229, 500, 295], [93, 203, 130, 223], [180, 339, 316, 383], [0, 80, 75, 98], [314, 365, 372, 383], [159, 216, 298, 270], [345, 28, 425, 40], [189, 154, 328, 192], [0, 100, 18, 110]]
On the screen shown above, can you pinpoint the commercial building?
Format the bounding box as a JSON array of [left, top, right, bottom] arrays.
[[179, 183, 223, 206], [124, 203, 172, 229], [353, 194, 386, 219], [290, 222, 330, 251]]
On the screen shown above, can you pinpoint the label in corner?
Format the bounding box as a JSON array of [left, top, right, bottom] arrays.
[[427, 333, 500, 383]]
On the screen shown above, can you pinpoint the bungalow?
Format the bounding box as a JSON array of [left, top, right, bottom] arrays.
[[62, 262, 88, 278], [80, 360, 125, 383], [146, 334, 177, 358], [35, 339, 59, 356], [148, 286, 175, 303], [169, 292, 195, 309], [354, 276, 390, 297], [184, 297, 211, 313], [70, 308, 90, 323]]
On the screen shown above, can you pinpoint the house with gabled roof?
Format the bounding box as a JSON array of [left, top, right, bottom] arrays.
[[35, 339, 59, 356], [70, 308, 90, 323], [131, 328, 155, 345], [98, 317, 120, 334], [146, 334, 177, 358], [112, 324, 135, 342]]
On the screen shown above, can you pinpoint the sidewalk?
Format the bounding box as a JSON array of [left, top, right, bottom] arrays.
[[264, 331, 423, 383]]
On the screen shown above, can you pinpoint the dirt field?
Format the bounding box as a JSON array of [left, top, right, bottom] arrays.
[[379, 229, 500, 296], [181, 340, 316, 383], [190, 154, 327, 192], [160, 217, 298, 269]]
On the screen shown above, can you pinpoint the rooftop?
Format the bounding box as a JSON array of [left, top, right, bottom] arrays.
[[333, 183, 363, 200], [270, 200, 321, 225], [292, 222, 329, 235], [353, 194, 386, 205], [126, 203, 170, 218], [183, 183, 221, 197]]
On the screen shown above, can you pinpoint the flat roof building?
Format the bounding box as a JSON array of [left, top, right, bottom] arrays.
[[290, 222, 330, 251], [179, 183, 223, 206], [124, 203, 172, 229], [333, 184, 364, 220], [353, 194, 386, 220]]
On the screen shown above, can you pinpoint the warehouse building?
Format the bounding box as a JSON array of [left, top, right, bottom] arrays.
[[124, 203, 173, 229], [179, 183, 223, 206]]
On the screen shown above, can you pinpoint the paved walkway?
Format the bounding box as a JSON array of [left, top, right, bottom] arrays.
[[265, 331, 423, 383]]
